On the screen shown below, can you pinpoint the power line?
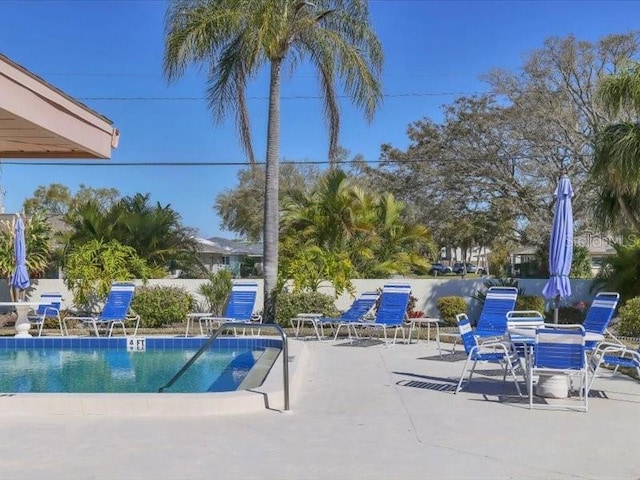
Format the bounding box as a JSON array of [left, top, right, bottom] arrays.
[[0, 156, 530, 167], [77, 91, 486, 101]]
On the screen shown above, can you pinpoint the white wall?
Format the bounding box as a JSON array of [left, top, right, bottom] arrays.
[[15, 278, 597, 320]]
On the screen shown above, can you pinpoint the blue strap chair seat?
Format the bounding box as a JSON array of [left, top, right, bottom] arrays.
[[200, 281, 261, 335], [347, 284, 411, 346], [474, 286, 519, 340], [63, 283, 139, 337], [28, 292, 63, 336], [582, 292, 621, 351], [528, 325, 588, 412], [588, 342, 640, 391], [294, 291, 379, 341], [454, 314, 523, 396]]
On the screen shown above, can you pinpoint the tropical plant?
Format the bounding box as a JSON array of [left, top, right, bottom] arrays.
[[163, 0, 383, 322], [197, 269, 233, 314], [278, 241, 356, 297], [593, 61, 640, 232], [0, 212, 53, 281], [592, 240, 640, 303], [280, 169, 434, 285], [63, 239, 160, 312], [64, 194, 202, 276]]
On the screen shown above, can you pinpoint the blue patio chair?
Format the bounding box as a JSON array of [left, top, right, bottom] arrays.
[[348, 283, 411, 346], [454, 314, 523, 396], [200, 281, 261, 334], [28, 292, 63, 336], [528, 325, 588, 412], [63, 282, 140, 337], [588, 342, 640, 391], [581, 292, 621, 351], [474, 286, 519, 340], [291, 291, 379, 341]]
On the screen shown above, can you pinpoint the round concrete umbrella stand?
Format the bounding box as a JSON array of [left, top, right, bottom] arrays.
[[535, 374, 570, 398], [14, 303, 32, 337]]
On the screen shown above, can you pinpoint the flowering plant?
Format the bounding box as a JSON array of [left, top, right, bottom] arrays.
[[571, 301, 587, 312]]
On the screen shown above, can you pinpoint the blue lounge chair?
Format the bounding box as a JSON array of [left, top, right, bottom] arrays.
[[528, 325, 588, 412], [200, 281, 261, 334], [475, 286, 519, 340], [454, 313, 523, 396], [323, 291, 380, 341], [28, 292, 63, 336], [588, 342, 640, 391], [581, 292, 620, 350], [347, 284, 411, 346], [64, 282, 139, 337], [291, 291, 379, 341]]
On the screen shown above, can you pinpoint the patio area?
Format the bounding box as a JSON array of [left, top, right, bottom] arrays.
[[1, 338, 639, 479]]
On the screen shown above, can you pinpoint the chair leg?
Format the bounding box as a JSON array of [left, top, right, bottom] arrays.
[[468, 360, 478, 382], [456, 356, 472, 394], [507, 360, 522, 397]]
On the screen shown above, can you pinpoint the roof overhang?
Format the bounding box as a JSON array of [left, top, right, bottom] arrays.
[[0, 53, 118, 159]]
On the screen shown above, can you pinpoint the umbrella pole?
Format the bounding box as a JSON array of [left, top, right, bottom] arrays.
[[554, 295, 560, 324]]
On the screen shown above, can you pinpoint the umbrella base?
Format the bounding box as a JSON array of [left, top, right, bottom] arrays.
[[535, 374, 569, 398], [14, 304, 32, 338]]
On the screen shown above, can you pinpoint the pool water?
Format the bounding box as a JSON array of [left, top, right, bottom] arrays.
[[0, 347, 264, 394]]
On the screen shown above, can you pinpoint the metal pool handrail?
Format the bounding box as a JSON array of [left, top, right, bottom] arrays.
[[158, 323, 290, 412]]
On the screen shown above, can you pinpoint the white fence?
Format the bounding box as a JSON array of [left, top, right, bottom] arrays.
[[10, 278, 597, 320]]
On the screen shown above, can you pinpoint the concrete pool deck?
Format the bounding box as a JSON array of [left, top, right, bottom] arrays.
[[1, 338, 640, 479]]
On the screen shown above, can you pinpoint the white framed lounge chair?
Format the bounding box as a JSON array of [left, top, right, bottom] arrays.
[[28, 292, 63, 336], [345, 284, 411, 346], [200, 281, 261, 334], [63, 282, 140, 337]]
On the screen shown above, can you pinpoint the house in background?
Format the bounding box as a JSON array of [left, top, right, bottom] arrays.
[[510, 232, 619, 277], [194, 237, 263, 278]]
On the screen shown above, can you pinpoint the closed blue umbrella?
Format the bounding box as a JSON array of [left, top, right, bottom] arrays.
[[10, 216, 30, 300], [542, 175, 574, 323]]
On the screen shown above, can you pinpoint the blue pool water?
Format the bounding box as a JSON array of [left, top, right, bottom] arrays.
[[0, 337, 282, 394]]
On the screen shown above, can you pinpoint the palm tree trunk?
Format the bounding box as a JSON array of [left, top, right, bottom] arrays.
[[263, 59, 282, 323], [617, 196, 640, 233]]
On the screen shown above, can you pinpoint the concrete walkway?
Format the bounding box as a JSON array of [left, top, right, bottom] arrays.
[[1, 339, 639, 479]]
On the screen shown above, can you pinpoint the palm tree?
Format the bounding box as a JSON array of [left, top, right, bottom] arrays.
[[163, 0, 383, 322], [593, 61, 640, 231]]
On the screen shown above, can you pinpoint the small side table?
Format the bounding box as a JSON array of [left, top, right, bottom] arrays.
[[407, 317, 441, 346], [185, 312, 211, 337], [289, 313, 324, 340]]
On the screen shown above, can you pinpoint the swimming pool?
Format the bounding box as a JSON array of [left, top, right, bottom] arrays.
[[0, 337, 283, 394]]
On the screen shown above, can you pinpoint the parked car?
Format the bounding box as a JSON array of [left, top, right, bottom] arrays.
[[429, 263, 453, 275], [453, 262, 486, 275]]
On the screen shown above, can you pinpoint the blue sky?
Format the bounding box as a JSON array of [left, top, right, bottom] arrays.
[[1, 0, 639, 238]]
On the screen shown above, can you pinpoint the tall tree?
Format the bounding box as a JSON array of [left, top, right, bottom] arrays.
[[362, 32, 640, 250], [164, 0, 383, 321], [593, 61, 640, 232], [23, 183, 120, 219], [215, 163, 320, 241]]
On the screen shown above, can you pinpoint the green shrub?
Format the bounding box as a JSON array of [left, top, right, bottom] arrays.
[[436, 296, 467, 327], [515, 295, 545, 313], [275, 291, 339, 327], [618, 297, 640, 337], [131, 285, 195, 328]]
